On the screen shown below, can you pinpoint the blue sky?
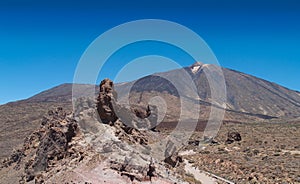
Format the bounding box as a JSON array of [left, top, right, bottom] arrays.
[[0, 0, 300, 104]]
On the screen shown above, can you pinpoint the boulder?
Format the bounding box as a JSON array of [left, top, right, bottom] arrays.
[[226, 131, 242, 144]]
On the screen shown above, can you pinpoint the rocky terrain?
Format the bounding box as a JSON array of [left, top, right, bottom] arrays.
[[0, 79, 203, 183], [175, 120, 300, 183], [0, 101, 72, 160], [1, 63, 300, 183]]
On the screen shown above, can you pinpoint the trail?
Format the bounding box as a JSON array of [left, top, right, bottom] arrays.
[[179, 150, 235, 184]]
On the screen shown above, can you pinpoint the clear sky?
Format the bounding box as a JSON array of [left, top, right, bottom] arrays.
[[0, 0, 299, 104]]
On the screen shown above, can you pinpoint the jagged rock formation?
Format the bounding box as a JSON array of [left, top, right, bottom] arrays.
[[96, 78, 148, 144], [0, 79, 190, 183], [0, 105, 185, 183], [96, 78, 158, 131], [96, 78, 118, 124], [1, 108, 86, 183], [23, 108, 79, 182], [76, 79, 189, 182]]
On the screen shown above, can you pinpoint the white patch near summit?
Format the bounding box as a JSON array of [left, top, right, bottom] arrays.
[[191, 65, 201, 73]]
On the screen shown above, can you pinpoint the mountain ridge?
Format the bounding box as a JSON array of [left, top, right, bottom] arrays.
[[11, 63, 300, 121]]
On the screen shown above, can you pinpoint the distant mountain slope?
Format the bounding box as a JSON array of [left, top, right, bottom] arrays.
[[23, 83, 97, 103], [115, 62, 300, 121], [20, 62, 300, 120], [1, 62, 300, 159], [222, 68, 300, 116]]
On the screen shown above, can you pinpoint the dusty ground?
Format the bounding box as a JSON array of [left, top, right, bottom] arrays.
[[1, 100, 299, 183], [176, 120, 300, 183]]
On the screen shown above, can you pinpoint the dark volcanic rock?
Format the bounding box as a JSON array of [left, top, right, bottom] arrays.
[[1, 149, 24, 169], [3, 107, 81, 183], [188, 140, 200, 146], [226, 131, 242, 144]]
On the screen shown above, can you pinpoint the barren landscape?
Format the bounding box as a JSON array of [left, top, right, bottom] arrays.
[[1, 63, 300, 183], [1, 0, 300, 183]]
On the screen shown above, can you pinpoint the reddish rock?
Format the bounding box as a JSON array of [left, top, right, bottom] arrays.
[[96, 78, 118, 124]]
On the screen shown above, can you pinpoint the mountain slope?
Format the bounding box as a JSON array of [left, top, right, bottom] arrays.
[[23, 83, 98, 103], [115, 62, 300, 122], [1, 62, 300, 159], [17, 62, 300, 120]]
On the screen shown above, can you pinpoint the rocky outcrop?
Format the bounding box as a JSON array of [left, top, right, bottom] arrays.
[[132, 105, 159, 131], [96, 79, 159, 132], [133, 105, 151, 119], [96, 78, 118, 124], [95, 79, 149, 146], [226, 131, 242, 144], [24, 108, 78, 182], [93, 79, 186, 182], [0, 79, 188, 184], [109, 159, 157, 182], [1, 107, 86, 183]]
